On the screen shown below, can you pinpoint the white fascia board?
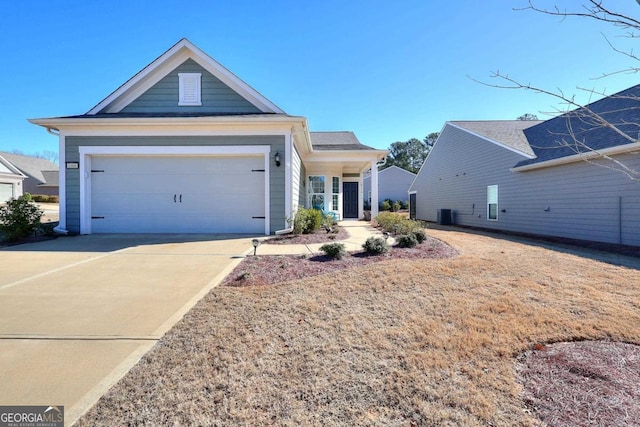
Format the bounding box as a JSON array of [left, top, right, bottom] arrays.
[[29, 116, 307, 137], [447, 122, 536, 159], [87, 39, 284, 115], [0, 155, 27, 177], [303, 150, 387, 163], [511, 141, 640, 172]]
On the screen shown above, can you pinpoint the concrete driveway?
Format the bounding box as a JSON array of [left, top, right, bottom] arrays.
[[0, 234, 253, 426]]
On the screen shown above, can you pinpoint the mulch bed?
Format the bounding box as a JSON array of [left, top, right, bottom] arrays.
[[262, 226, 350, 245], [223, 235, 458, 287]]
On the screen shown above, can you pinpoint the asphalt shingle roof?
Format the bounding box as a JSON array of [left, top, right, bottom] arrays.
[[450, 120, 540, 157], [0, 152, 58, 185], [519, 84, 640, 167], [309, 131, 376, 151]]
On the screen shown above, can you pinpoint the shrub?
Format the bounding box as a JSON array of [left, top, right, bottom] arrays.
[[362, 236, 389, 255], [320, 242, 346, 260], [293, 207, 323, 234], [380, 200, 392, 211], [375, 212, 423, 236], [396, 234, 418, 248], [31, 194, 59, 203], [393, 201, 401, 212], [413, 229, 427, 244], [322, 213, 337, 233], [0, 195, 44, 241]]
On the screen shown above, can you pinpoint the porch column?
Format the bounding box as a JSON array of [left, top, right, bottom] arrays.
[[370, 160, 379, 221]]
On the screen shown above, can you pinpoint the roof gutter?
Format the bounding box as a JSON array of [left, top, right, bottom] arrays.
[[511, 141, 640, 172]]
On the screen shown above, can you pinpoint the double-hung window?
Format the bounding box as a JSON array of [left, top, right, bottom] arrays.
[[487, 185, 498, 221], [309, 176, 325, 210]]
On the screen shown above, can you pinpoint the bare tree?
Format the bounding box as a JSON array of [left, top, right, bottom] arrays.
[[475, 1, 640, 181], [10, 149, 58, 164]]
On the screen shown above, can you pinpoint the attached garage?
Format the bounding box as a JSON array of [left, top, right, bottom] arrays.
[[0, 182, 14, 203], [79, 146, 270, 234]]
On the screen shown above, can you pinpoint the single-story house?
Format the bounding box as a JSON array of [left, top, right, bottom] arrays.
[[0, 152, 59, 197], [0, 154, 26, 203], [30, 39, 386, 234], [409, 84, 640, 247], [363, 165, 416, 207]]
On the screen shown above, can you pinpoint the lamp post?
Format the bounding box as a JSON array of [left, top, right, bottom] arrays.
[[252, 239, 260, 256]]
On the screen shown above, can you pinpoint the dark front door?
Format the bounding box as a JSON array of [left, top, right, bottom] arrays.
[[343, 182, 359, 218]]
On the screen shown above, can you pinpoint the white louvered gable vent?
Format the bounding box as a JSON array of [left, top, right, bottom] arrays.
[[178, 73, 202, 106]]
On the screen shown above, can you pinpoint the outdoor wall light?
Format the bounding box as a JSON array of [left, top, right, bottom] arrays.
[[274, 152, 281, 167], [252, 239, 260, 256]]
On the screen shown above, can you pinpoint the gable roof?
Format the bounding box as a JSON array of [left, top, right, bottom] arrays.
[[309, 131, 377, 151], [87, 38, 284, 115], [449, 120, 540, 158], [0, 152, 57, 184], [517, 83, 640, 168], [364, 165, 416, 179]]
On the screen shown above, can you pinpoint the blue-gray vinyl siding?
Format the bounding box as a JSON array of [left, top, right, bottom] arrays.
[[364, 166, 415, 205], [119, 59, 262, 114], [411, 124, 640, 246], [65, 135, 285, 234]]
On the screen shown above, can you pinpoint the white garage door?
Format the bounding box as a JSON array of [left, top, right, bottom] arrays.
[[90, 156, 266, 233], [0, 183, 13, 203]]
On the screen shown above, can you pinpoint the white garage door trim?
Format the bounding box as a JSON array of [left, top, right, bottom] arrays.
[[79, 145, 271, 234]]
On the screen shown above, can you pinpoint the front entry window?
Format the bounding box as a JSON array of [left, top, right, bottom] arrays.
[[309, 176, 325, 210], [332, 177, 340, 211]]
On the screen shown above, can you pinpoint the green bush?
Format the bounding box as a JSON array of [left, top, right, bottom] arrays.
[[320, 242, 346, 260], [392, 201, 401, 212], [322, 213, 337, 233], [362, 236, 389, 255], [375, 212, 423, 236], [31, 194, 59, 203], [413, 229, 427, 244], [396, 234, 418, 248], [0, 195, 44, 241], [380, 200, 392, 211], [293, 207, 323, 234]]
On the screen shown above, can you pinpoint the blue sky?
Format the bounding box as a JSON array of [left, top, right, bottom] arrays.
[[1, 0, 639, 156]]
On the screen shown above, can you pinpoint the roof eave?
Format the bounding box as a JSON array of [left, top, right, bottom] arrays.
[[511, 141, 640, 172]]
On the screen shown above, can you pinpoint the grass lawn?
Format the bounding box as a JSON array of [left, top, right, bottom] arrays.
[[76, 228, 640, 426]]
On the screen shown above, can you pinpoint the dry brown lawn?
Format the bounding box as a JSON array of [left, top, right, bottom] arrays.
[[76, 228, 640, 426]]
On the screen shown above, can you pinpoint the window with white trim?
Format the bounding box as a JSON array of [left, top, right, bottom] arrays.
[[332, 177, 340, 211], [309, 176, 325, 211], [487, 185, 498, 220], [178, 73, 202, 106]]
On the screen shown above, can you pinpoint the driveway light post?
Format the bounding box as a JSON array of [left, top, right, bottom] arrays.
[[252, 239, 260, 256]]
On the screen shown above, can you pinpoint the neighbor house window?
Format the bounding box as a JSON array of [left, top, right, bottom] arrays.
[[332, 177, 340, 211], [178, 73, 202, 106], [309, 176, 325, 210], [487, 185, 498, 220]]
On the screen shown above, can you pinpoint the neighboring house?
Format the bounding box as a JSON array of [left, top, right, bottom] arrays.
[[0, 154, 26, 203], [410, 84, 640, 247], [30, 39, 386, 235], [363, 165, 416, 207], [0, 151, 59, 197]]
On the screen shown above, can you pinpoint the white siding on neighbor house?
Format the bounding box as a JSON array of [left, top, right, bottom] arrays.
[[411, 124, 640, 246]]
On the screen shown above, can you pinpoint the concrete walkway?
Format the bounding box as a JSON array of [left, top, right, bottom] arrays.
[[256, 220, 389, 255]]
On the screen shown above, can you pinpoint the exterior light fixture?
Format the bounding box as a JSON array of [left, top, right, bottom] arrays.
[[383, 232, 389, 242], [252, 239, 260, 256], [274, 152, 281, 167]]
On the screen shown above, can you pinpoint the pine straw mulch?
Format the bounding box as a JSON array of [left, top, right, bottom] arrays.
[[262, 226, 350, 245], [75, 227, 640, 427]]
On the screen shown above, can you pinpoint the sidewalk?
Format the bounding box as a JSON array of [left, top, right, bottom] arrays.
[[256, 220, 388, 255]]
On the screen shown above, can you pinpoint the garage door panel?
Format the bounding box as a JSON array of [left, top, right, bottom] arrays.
[[90, 155, 266, 234]]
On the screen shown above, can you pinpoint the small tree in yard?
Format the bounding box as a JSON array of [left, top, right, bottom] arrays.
[[0, 194, 44, 242]]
